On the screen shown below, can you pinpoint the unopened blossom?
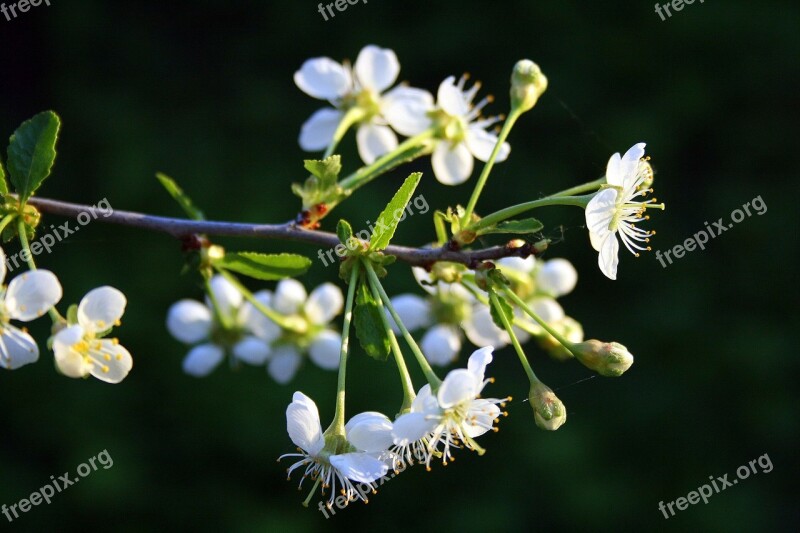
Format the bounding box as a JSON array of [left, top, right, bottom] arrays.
[[585, 143, 663, 280], [295, 44, 433, 164], [0, 249, 63, 370], [280, 392, 391, 507], [52, 286, 133, 383]]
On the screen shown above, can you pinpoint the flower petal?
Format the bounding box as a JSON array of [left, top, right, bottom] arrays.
[[53, 325, 89, 378], [329, 452, 388, 484], [89, 340, 133, 384], [465, 127, 510, 163], [307, 330, 341, 370], [268, 345, 302, 384], [286, 391, 325, 455], [382, 86, 435, 136], [392, 412, 438, 445], [356, 123, 398, 165], [462, 305, 510, 348], [536, 259, 578, 297], [166, 299, 212, 344], [618, 143, 646, 190], [76, 286, 125, 333], [585, 188, 618, 240], [239, 290, 282, 342], [346, 412, 394, 453], [272, 279, 307, 316], [205, 275, 242, 318], [5, 270, 63, 322], [299, 107, 343, 152], [438, 368, 479, 409], [304, 283, 343, 325], [182, 343, 224, 377], [598, 233, 620, 280], [387, 294, 432, 333], [294, 57, 351, 100], [354, 45, 399, 93], [412, 266, 438, 294], [605, 152, 623, 187], [232, 336, 271, 366], [466, 346, 494, 384], [411, 383, 440, 414], [496, 256, 536, 275], [432, 141, 474, 185], [0, 247, 6, 285], [0, 327, 39, 369], [420, 325, 461, 366], [437, 76, 469, 117], [463, 399, 501, 438]]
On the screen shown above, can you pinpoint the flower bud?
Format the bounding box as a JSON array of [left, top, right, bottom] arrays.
[[571, 340, 633, 377], [529, 381, 566, 431], [510, 60, 548, 113]]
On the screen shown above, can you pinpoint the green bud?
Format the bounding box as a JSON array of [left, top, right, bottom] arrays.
[[571, 340, 634, 377], [529, 381, 566, 431], [510, 60, 548, 113]]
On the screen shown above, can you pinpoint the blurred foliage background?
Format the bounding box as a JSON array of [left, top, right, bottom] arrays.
[[1, 0, 797, 531]]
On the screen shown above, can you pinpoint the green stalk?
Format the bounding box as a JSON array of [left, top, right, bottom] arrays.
[[16, 219, 63, 322], [323, 107, 366, 159], [363, 260, 441, 389], [501, 283, 576, 353], [489, 289, 538, 384], [550, 177, 605, 198], [468, 194, 594, 234], [0, 214, 16, 236], [217, 269, 304, 333], [461, 108, 523, 226], [329, 263, 361, 434]]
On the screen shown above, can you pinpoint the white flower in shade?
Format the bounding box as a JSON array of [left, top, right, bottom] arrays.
[[392, 347, 509, 468], [0, 251, 63, 370], [167, 275, 271, 378], [585, 143, 663, 280], [294, 44, 433, 164], [52, 286, 133, 384], [279, 392, 391, 507], [250, 279, 344, 384]]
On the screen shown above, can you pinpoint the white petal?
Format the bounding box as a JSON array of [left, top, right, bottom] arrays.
[[182, 343, 224, 377], [356, 123, 398, 165], [329, 452, 388, 484], [0, 247, 6, 285], [536, 259, 578, 297], [437, 368, 478, 409], [467, 346, 494, 384], [432, 141, 474, 185], [89, 340, 133, 384], [294, 57, 351, 100], [618, 143, 646, 190], [387, 294, 432, 333], [411, 383, 440, 414], [272, 279, 307, 316], [354, 45, 399, 93], [420, 325, 461, 366], [412, 266, 437, 294], [166, 300, 212, 344], [299, 107, 343, 152], [382, 86, 435, 136], [598, 233, 620, 280], [0, 327, 39, 369], [5, 270, 63, 322], [585, 188, 618, 240], [206, 275, 242, 318], [605, 152, 623, 187], [465, 127, 510, 163], [268, 346, 302, 384], [232, 336, 271, 366], [75, 285, 125, 333], [304, 283, 343, 325], [308, 330, 341, 370], [464, 399, 501, 438], [239, 291, 282, 342], [437, 76, 469, 117], [53, 325, 89, 378], [392, 412, 437, 445], [496, 256, 536, 275], [286, 391, 325, 455], [346, 412, 394, 453], [529, 297, 565, 323], [589, 230, 605, 252], [461, 305, 510, 348]]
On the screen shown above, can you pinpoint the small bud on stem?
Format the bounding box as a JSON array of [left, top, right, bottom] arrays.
[[529, 380, 567, 431], [571, 340, 634, 377], [510, 60, 548, 113]]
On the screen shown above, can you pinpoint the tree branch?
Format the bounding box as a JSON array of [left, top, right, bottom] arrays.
[[26, 197, 544, 268]]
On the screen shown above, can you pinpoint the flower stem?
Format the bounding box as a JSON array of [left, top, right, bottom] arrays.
[[467, 193, 595, 233], [363, 260, 441, 389], [461, 108, 522, 226], [16, 219, 64, 323], [550, 177, 605, 198], [488, 289, 538, 384], [216, 269, 305, 333], [323, 107, 366, 159], [501, 283, 576, 354], [0, 214, 16, 236], [329, 263, 361, 434]]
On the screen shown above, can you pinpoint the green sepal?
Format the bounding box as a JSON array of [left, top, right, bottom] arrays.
[[293, 156, 347, 212]]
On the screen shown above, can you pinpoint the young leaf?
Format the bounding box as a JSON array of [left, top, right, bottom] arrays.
[[156, 173, 205, 220], [0, 159, 8, 196], [337, 219, 353, 244], [489, 290, 515, 331], [369, 172, 422, 251], [353, 279, 390, 361], [7, 111, 61, 202], [214, 252, 311, 281], [478, 218, 544, 236], [304, 155, 342, 189]]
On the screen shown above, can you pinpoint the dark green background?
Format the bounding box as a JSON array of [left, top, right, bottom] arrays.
[[1, 0, 797, 531]]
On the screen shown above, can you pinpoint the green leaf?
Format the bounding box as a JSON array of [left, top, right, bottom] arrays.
[[489, 290, 515, 331], [368, 172, 422, 251], [353, 279, 390, 361], [337, 219, 353, 244], [478, 218, 544, 236], [214, 252, 311, 281], [156, 173, 205, 220], [304, 155, 342, 190], [7, 111, 61, 202], [0, 158, 8, 197]]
